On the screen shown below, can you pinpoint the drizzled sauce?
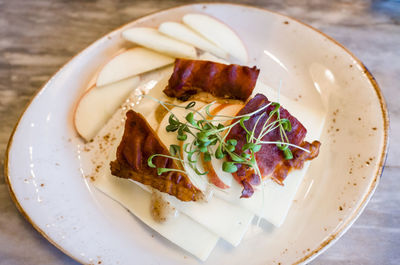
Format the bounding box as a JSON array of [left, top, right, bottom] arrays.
[[150, 190, 179, 223]]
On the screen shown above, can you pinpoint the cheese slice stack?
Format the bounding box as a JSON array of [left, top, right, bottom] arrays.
[[87, 62, 325, 261], [88, 71, 219, 261], [155, 102, 254, 246], [212, 81, 326, 227]]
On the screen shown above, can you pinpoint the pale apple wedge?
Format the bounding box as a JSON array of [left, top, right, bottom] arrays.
[[158, 22, 228, 60], [182, 14, 248, 64], [122, 27, 197, 59], [156, 101, 209, 192], [156, 103, 237, 191], [74, 76, 140, 141], [198, 51, 229, 64], [96, 47, 174, 87], [209, 103, 245, 188]]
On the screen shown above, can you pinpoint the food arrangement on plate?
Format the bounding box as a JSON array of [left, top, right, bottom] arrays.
[[75, 13, 326, 261]]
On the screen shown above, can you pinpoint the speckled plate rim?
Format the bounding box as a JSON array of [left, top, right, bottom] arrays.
[[4, 3, 389, 264]]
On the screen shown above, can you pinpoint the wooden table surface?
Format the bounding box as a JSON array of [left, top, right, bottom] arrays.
[[1, 0, 399, 264]]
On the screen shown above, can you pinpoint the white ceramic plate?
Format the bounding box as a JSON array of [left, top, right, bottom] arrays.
[[5, 3, 388, 265]]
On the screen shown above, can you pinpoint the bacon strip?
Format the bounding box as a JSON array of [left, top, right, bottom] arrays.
[[110, 110, 203, 202], [226, 94, 321, 198], [163, 59, 260, 101]]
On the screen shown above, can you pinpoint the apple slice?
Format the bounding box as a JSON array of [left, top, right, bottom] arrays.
[[122, 27, 197, 59], [209, 103, 244, 188], [198, 51, 229, 64], [158, 22, 228, 60], [96, 47, 174, 87], [156, 103, 239, 191], [182, 13, 248, 64], [74, 76, 140, 141], [156, 101, 209, 192]]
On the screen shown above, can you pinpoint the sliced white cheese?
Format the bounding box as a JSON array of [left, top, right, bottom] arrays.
[[95, 167, 219, 261], [86, 72, 220, 260], [158, 22, 228, 60], [122, 27, 197, 59], [89, 90, 250, 252], [134, 181, 254, 247], [166, 192, 254, 247], [214, 163, 313, 227], [83, 58, 325, 260], [252, 80, 326, 142], [213, 81, 326, 227], [156, 104, 255, 246]]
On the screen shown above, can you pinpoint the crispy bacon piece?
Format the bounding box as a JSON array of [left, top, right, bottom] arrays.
[[110, 110, 203, 202], [226, 94, 321, 198], [163, 59, 260, 101]]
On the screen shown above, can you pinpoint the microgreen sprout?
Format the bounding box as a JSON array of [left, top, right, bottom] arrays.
[[143, 95, 308, 183]]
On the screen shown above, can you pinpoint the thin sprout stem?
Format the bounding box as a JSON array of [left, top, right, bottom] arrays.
[[257, 141, 310, 152], [249, 112, 266, 143], [222, 123, 236, 142], [206, 102, 272, 120], [207, 119, 242, 135], [143, 95, 208, 128], [163, 168, 187, 175], [150, 154, 184, 162], [257, 110, 278, 138], [257, 122, 281, 140]]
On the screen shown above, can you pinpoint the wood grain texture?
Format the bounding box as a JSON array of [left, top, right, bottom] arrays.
[[1, 0, 399, 264]]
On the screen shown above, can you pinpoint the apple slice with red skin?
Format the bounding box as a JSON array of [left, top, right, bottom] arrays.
[[74, 76, 140, 141], [208, 103, 244, 189], [156, 102, 244, 190], [96, 47, 174, 87]]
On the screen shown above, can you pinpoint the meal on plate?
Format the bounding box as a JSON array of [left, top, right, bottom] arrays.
[[75, 13, 324, 261]]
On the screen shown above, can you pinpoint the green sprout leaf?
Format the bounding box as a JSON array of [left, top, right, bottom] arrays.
[[229, 152, 245, 163], [242, 142, 261, 152], [185, 112, 196, 126], [225, 144, 235, 152], [169, 114, 178, 125], [147, 155, 157, 168], [204, 152, 211, 162], [227, 139, 237, 146], [252, 144, 262, 152], [241, 152, 251, 159], [283, 148, 293, 160], [271, 102, 280, 111], [199, 145, 208, 153], [157, 168, 169, 175], [166, 124, 178, 132], [222, 162, 238, 173], [169, 145, 180, 156], [280, 118, 292, 132], [177, 134, 187, 141], [145, 95, 304, 183], [215, 146, 225, 159], [185, 101, 196, 109]]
